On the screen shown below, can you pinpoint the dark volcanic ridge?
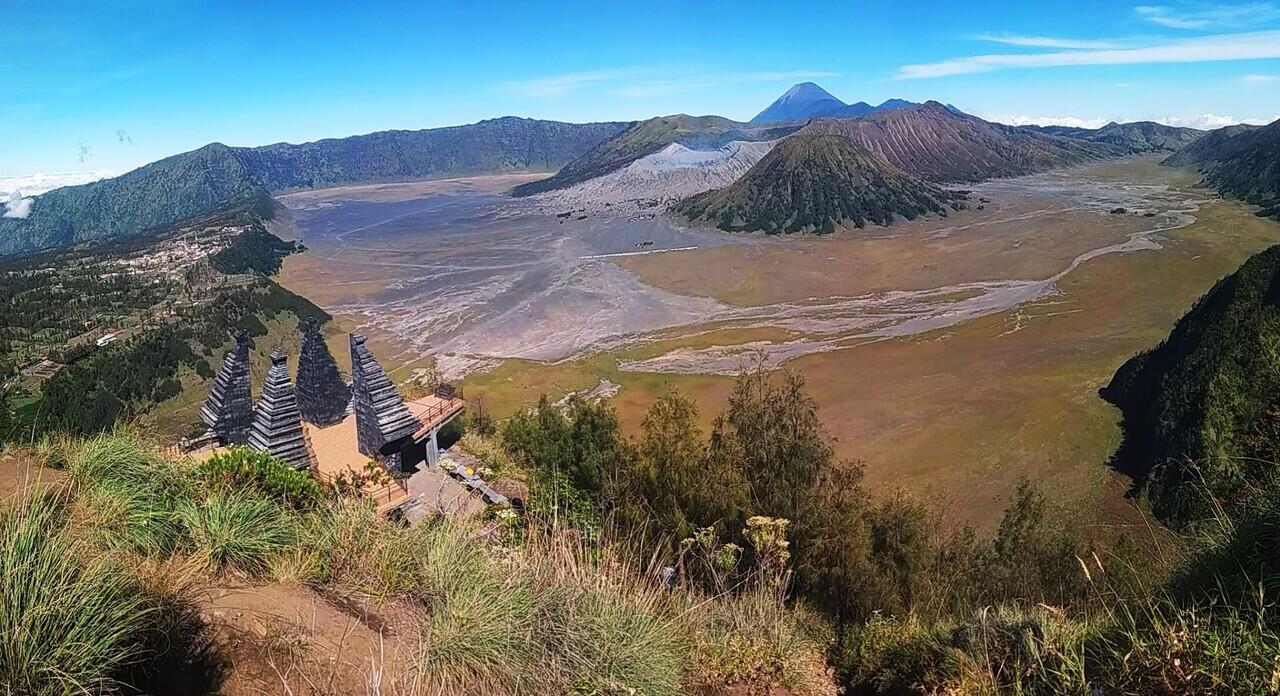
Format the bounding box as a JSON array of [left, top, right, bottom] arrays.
[[673, 134, 965, 234]]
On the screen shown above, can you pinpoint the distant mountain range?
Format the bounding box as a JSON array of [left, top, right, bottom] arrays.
[[0, 117, 626, 256], [1162, 121, 1280, 219], [1026, 121, 1203, 155], [510, 115, 796, 196], [4, 79, 1267, 256], [673, 134, 962, 234], [749, 81, 964, 124]]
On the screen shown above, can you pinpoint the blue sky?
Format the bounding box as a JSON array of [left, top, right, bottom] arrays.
[[4, 0, 1280, 185]]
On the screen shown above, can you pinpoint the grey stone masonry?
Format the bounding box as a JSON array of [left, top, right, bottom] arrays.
[[349, 333, 418, 463], [295, 318, 351, 426], [199, 330, 252, 445], [248, 347, 312, 470]]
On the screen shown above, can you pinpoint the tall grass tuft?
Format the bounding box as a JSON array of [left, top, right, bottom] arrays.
[[416, 520, 536, 693], [298, 499, 427, 596], [69, 433, 192, 556], [0, 490, 155, 695], [689, 589, 835, 695], [525, 530, 686, 695], [178, 490, 295, 575]]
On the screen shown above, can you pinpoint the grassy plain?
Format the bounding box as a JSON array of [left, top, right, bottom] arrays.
[[276, 159, 1280, 528], [616, 160, 1186, 307], [462, 197, 1280, 528]]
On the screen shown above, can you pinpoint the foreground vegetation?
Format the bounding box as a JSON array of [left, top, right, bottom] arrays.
[[0, 435, 835, 694], [482, 359, 1280, 694], [10, 245, 1280, 694]]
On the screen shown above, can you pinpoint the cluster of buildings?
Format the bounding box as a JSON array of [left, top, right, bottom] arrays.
[[196, 320, 471, 496]]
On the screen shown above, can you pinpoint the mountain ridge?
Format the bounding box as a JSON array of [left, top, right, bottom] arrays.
[[1162, 119, 1280, 219], [797, 101, 1114, 183], [1026, 121, 1203, 154], [749, 82, 964, 124], [511, 114, 797, 196]]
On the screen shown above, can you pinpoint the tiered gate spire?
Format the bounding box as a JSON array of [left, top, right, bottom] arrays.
[[295, 318, 351, 426], [349, 333, 418, 466], [199, 330, 252, 445], [247, 346, 312, 470]]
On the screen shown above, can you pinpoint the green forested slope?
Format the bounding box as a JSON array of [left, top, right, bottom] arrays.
[[237, 116, 627, 191], [1104, 244, 1280, 525], [1027, 121, 1202, 154], [0, 144, 269, 256]]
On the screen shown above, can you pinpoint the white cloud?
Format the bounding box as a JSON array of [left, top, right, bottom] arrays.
[[981, 113, 1114, 128], [2, 191, 32, 219], [974, 34, 1122, 49], [0, 170, 114, 220], [1155, 112, 1280, 128], [897, 30, 1280, 78], [0, 170, 113, 196], [507, 67, 839, 99], [1135, 3, 1280, 29], [506, 69, 633, 98], [1239, 72, 1279, 83]]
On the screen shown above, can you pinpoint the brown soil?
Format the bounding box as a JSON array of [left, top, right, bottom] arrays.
[[197, 583, 418, 695], [0, 451, 66, 505]]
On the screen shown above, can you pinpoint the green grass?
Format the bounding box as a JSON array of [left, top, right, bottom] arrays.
[[70, 433, 192, 556], [178, 490, 295, 575], [3, 433, 838, 693], [0, 490, 156, 695]]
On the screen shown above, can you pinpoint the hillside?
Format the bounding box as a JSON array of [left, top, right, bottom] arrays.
[[1162, 123, 1260, 168], [534, 140, 777, 211], [1103, 243, 1280, 526], [235, 116, 627, 191], [673, 134, 962, 234], [799, 102, 1113, 183], [1163, 120, 1280, 219], [1028, 121, 1203, 154], [0, 118, 625, 258], [0, 144, 270, 257], [511, 115, 798, 196]]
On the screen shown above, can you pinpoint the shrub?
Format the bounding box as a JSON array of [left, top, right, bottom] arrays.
[[0, 490, 155, 695], [836, 606, 1090, 695], [1095, 593, 1280, 695], [459, 431, 514, 471], [178, 490, 295, 575], [689, 590, 836, 696], [197, 446, 324, 510]]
